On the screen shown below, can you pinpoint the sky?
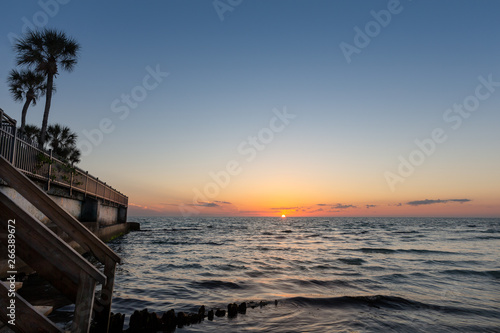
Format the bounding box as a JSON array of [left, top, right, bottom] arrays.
[[1, 0, 499, 218]]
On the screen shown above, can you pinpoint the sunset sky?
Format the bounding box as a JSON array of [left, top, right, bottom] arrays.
[[1, 1, 499, 217]]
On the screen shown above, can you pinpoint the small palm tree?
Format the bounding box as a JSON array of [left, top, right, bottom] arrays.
[[21, 124, 41, 146], [67, 146, 81, 166], [7, 69, 46, 133], [47, 124, 77, 160], [15, 29, 80, 148]]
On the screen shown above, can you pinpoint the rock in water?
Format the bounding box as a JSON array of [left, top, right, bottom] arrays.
[[208, 309, 214, 321], [108, 312, 125, 333], [128, 309, 143, 332], [248, 301, 258, 309], [161, 309, 176, 330], [198, 305, 206, 319], [188, 313, 200, 324], [228, 303, 238, 318], [148, 312, 161, 332], [238, 302, 247, 314], [177, 312, 188, 328], [215, 308, 226, 317]]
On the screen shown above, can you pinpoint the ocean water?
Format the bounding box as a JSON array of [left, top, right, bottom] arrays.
[[106, 217, 500, 332]]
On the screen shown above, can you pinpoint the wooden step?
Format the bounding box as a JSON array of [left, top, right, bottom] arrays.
[[0, 281, 22, 291], [35, 305, 53, 316]]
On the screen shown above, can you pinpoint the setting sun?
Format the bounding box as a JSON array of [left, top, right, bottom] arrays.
[[281, 214, 286, 218]]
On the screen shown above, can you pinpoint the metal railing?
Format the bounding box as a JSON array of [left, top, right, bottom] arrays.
[[0, 109, 128, 207]]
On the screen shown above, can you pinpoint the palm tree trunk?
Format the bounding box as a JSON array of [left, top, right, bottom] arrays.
[[20, 97, 32, 134], [39, 73, 54, 149]]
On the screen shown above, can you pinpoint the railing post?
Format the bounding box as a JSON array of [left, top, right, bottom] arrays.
[[73, 271, 96, 333], [70, 170, 74, 196], [94, 256, 117, 332], [47, 149, 53, 191], [84, 171, 88, 197], [10, 124, 17, 166], [0, 109, 4, 159]]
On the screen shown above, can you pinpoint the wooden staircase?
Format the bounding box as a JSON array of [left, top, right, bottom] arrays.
[[0, 156, 121, 332]]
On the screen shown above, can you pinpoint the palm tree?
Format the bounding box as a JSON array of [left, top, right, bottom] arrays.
[[47, 123, 77, 160], [67, 146, 81, 166], [21, 124, 41, 146], [14, 29, 80, 148], [7, 69, 46, 133]]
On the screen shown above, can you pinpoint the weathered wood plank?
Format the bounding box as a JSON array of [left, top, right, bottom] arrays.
[[0, 282, 63, 333], [0, 282, 22, 292], [72, 271, 96, 333], [94, 256, 117, 332], [34, 306, 53, 316], [0, 156, 121, 266]]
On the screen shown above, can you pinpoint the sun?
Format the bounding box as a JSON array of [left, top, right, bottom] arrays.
[[281, 214, 286, 218]]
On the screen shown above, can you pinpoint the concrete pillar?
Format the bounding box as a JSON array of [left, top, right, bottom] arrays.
[[81, 197, 98, 222], [118, 206, 127, 223]]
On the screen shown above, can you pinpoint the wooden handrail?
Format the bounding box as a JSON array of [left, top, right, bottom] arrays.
[[0, 193, 105, 332], [0, 156, 121, 266]]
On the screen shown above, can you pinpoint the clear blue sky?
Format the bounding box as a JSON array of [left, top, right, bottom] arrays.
[[1, 0, 499, 217]]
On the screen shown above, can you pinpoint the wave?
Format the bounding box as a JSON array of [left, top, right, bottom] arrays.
[[154, 263, 203, 270], [202, 241, 225, 246], [472, 235, 500, 240], [441, 269, 500, 279], [286, 278, 358, 289], [284, 295, 500, 317], [338, 258, 365, 265], [359, 248, 396, 254], [215, 264, 247, 271], [356, 248, 459, 255], [189, 280, 243, 290], [287, 295, 428, 309], [143, 227, 202, 232]]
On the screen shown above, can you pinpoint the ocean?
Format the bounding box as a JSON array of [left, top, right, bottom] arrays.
[[104, 217, 500, 332]]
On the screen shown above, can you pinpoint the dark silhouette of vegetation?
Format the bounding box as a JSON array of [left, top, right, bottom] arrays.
[[21, 123, 81, 165], [14, 29, 80, 148], [7, 69, 46, 133], [47, 123, 81, 165], [22, 124, 42, 146]]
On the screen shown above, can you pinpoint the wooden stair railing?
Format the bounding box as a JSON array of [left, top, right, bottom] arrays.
[[0, 192, 105, 332], [0, 156, 121, 332]]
